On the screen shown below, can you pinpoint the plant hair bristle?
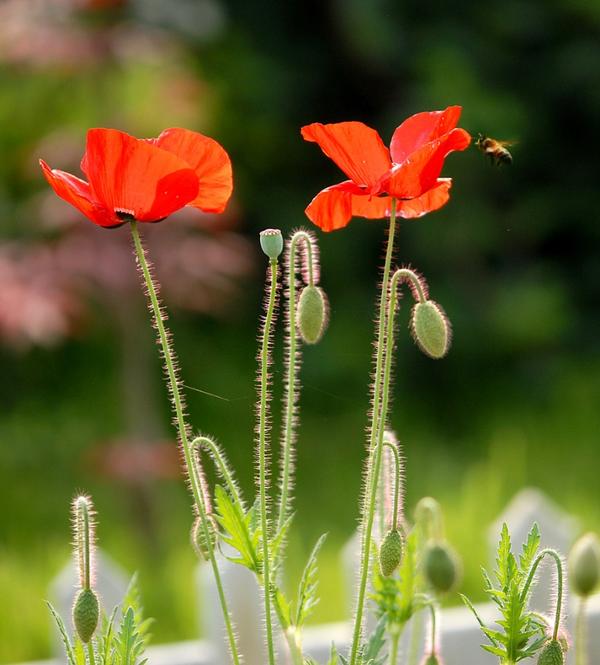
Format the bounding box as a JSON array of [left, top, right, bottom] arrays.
[[382, 430, 405, 528]]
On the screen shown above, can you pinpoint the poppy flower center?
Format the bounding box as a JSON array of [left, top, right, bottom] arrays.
[[115, 208, 136, 221]]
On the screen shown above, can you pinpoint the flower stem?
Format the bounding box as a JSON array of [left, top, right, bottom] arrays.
[[258, 258, 279, 665], [520, 549, 564, 641], [576, 598, 587, 665], [276, 231, 313, 534], [129, 221, 241, 665], [382, 440, 401, 530], [87, 643, 96, 665], [388, 624, 405, 665], [350, 200, 398, 665]]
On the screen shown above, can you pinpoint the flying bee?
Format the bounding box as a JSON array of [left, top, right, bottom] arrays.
[[475, 133, 515, 166]]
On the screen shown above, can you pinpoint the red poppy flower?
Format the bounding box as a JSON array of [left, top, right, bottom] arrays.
[[40, 127, 232, 228], [301, 106, 471, 232]]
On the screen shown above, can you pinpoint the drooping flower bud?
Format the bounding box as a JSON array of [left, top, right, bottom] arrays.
[[73, 588, 100, 643], [260, 228, 283, 260], [297, 285, 328, 344], [537, 639, 564, 665], [410, 300, 451, 359], [424, 542, 461, 593], [569, 532, 600, 597], [191, 514, 218, 561], [379, 528, 403, 577]]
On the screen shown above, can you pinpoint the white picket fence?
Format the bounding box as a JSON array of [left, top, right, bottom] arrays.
[[11, 488, 600, 665]]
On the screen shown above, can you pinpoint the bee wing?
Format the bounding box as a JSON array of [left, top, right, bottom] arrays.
[[499, 140, 517, 147]]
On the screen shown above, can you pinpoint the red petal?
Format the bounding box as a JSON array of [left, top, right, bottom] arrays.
[[82, 129, 199, 221], [305, 180, 392, 232], [384, 128, 470, 199], [40, 159, 120, 227], [396, 179, 452, 219], [154, 128, 233, 214], [390, 106, 465, 163], [301, 122, 391, 190]]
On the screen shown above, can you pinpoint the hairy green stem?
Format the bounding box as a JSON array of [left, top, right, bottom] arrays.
[[130, 222, 240, 665], [576, 598, 587, 665], [193, 436, 245, 510], [382, 440, 401, 530], [428, 602, 437, 655], [520, 548, 564, 641], [258, 258, 279, 665], [87, 642, 96, 665], [276, 231, 313, 534], [350, 200, 398, 665]]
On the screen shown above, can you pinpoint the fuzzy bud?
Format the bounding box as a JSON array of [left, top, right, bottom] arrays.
[[569, 532, 600, 597], [424, 542, 460, 593], [73, 588, 99, 643], [379, 528, 403, 577], [260, 228, 283, 260], [191, 515, 218, 561], [297, 285, 328, 344], [410, 300, 451, 359], [537, 640, 564, 665]]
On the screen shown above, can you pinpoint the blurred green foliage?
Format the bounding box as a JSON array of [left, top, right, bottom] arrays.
[[1, 0, 600, 662]]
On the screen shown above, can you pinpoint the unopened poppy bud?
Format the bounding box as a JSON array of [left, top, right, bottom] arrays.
[[424, 542, 460, 593], [537, 640, 564, 665], [379, 528, 403, 577], [297, 285, 328, 344], [260, 228, 283, 260], [410, 300, 451, 359], [73, 588, 99, 643], [569, 532, 600, 597], [191, 515, 218, 561]]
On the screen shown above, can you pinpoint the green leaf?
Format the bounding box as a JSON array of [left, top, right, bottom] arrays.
[[113, 607, 147, 665], [294, 533, 327, 627], [98, 607, 119, 665], [519, 523, 541, 576], [362, 616, 387, 665], [120, 574, 153, 645], [46, 601, 77, 665], [214, 484, 261, 573]]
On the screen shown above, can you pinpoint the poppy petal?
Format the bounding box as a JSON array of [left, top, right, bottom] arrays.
[[83, 129, 199, 222], [39, 159, 120, 227], [154, 128, 233, 214], [396, 179, 452, 219], [384, 128, 470, 199], [301, 122, 391, 190], [390, 105, 465, 164], [305, 180, 393, 231]]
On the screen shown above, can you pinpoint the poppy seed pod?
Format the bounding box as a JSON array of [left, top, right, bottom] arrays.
[[410, 300, 451, 359], [297, 285, 328, 344], [260, 228, 284, 260], [73, 588, 99, 643], [379, 528, 403, 577], [569, 532, 600, 597], [424, 542, 460, 593], [191, 515, 218, 561], [537, 640, 564, 665]]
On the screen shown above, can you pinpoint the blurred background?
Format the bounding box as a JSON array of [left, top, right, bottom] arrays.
[[1, 0, 599, 661]]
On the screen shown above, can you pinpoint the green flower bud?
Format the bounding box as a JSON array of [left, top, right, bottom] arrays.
[[191, 515, 218, 561], [537, 640, 564, 665], [569, 532, 600, 597], [410, 300, 451, 359], [379, 528, 403, 577], [424, 542, 460, 593], [297, 285, 328, 344], [73, 588, 99, 643], [259, 228, 283, 260]]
